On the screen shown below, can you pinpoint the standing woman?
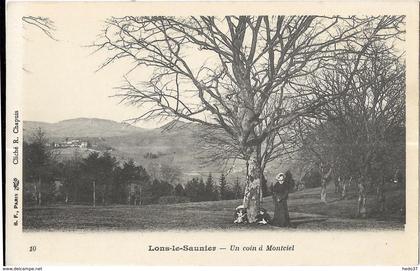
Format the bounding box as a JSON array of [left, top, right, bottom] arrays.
[[271, 173, 290, 227]]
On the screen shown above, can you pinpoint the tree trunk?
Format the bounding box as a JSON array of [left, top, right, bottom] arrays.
[[357, 180, 367, 218], [260, 172, 268, 197], [242, 154, 263, 223], [93, 181, 96, 207], [341, 178, 348, 199], [320, 166, 332, 204], [38, 176, 42, 206], [335, 177, 341, 194], [34, 183, 38, 206], [139, 186, 142, 206], [376, 177, 386, 213], [320, 179, 327, 203], [102, 185, 105, 205], [128, 192, 131, 205]]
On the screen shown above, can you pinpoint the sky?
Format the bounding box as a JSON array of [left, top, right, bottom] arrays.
[[16, 3, 407, 130], [21, 6, 157, 128]]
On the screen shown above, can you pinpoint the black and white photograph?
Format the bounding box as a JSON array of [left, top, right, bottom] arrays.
[[4, 1, 419, 266]]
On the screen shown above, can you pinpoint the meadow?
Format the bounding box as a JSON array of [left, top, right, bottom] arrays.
[[23, 183, 404, 231]]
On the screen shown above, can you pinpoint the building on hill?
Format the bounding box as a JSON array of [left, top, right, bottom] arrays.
[[53, 139, 89, 149]]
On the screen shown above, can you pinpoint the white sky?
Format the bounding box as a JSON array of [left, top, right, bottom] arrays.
[[18, 3, 406, 130], [22, 11, 159, 128]]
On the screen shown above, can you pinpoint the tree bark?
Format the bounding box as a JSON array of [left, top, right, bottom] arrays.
[[320, 166, 332, 203], [320, 179, 327, 203], [376, 177, 386, 213], [93, 181, 96, 207], [341, 177, 351, 200], [102, 185, 105, 205], [335, 177, 341, 194], [139, 186, 142, 206], [242, 154, 263, 223], [34, 183, 38, 206], [357, 180, 367, 218], [38, 176, 42, 206], [260, 171, 268, 197]]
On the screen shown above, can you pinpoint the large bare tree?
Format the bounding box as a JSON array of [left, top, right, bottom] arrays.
[[94, 15, 404, 206]]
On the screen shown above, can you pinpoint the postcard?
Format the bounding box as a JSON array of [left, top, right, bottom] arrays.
[[4, 1, 419, 266]]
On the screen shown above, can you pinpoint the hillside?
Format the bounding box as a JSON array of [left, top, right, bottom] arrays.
[[23, 118, 299, 184], [23, 118, 231, 182], [103, 120, 242, 181], [23, 118, 146, 139]]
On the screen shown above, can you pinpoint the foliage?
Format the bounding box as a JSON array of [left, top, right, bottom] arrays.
[[232, 177, 243, 199], [219, 173, 228, 200], [23, 128, 57, 205], [204, 174, 218, 201]]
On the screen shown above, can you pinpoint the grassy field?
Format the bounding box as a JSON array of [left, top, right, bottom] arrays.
[[23, 183, 405, 231]]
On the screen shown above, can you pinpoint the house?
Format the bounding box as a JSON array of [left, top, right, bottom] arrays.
[[52, 139, 89, 149]]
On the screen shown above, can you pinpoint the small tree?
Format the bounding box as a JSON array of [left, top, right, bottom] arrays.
[[150, 179, 174, 203], [81, 151, 117, 206], [232, 177, 243, 199], [198, 177, 206, 201], [219, 173, 228, 200], [185, 177, 200, 202], [57, 150, 83, 204], [204, 173, 217, 201], [23, 128, 57, 206], [114, 159, 149, 204]]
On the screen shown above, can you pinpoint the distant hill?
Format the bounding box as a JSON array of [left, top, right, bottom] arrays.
[[22, 118, 299, 184], [23, 118, 146, 139], [23, 118, 226, 182], [102, 120, 227, 180]]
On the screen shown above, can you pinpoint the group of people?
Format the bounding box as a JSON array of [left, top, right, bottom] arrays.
[[234, 171, 293, 227]]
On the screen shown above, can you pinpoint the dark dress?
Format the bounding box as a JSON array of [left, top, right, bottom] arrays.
[[271, 181, 290, 227]]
